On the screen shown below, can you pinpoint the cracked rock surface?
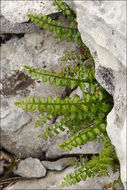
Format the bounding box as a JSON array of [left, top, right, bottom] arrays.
[[1, 1, 57, 24], [42, 157, 71, 171]]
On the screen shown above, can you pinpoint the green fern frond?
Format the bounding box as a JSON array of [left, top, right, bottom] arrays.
[[52, 0, 76, 20], [28, 0, 83, 45], [60, 167, 88, 187], [23, 65, 97, 90], [37, 116, 66, 138], [28, 13, 80, 43], [13, 1, 120, 187], [58, 122, 107, 150], [61, 137, 119, 187], [60, 50, 89, 62]]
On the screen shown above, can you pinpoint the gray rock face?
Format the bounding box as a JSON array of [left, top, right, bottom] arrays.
[[42, 158, 71, 171], [1, 16, 41, 34], [67, 1, 126, 188], [1, 1, 57, 24], [14, 157, 46, 178]]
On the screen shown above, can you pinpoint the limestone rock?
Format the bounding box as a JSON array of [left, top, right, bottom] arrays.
[[1, 16, 41, 34], [14, 157, 46, 178], [6, 167, 123, 190], [1, 1, 57, 23], [0, 31, 77, 73], [42, 158, 71, 171], [67, 1, 126, 187]]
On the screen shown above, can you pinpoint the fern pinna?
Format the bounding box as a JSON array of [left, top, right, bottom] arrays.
[[15, 0, 121, 188]]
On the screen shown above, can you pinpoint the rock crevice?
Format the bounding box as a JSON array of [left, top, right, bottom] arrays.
[[0, 1, 126, 189]]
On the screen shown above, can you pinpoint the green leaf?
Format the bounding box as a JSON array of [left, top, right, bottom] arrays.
[[49, 76, 54, 84], [79, 82, 85, 91], [29, 97, 34, 103], [47, 17, 52, 23], [89, 84, 95, 92], [76, 176, 81, 183], [91, 104, 97, 113], [31, 105, 37, 112], [54, 128, 59, 135], [70, 80, 76, 89], [34, 97, 38, 103], [22, 105, 26, 110], [55, 27, 61, 35], [70, 105, 76, 112], [93, 128, 101, 135], [65, 9, 71, 16], [38, 104, 45, 111], [78, 110, 83, 120], [86, 94, 90, 102], [47, 96, 52, 103], [75, 137, 82, 145], [55, 78, 61, 86], [99, 123, 106, 132], [42, 16, 47, 21], [71, 140, 78, 147], [35, 73, 40, 80], [49, 25, 54, 32], [52, 1, 57, 6], [87, 132, 95, 140], [67, 144, 72, 150], [42, 23, 48, 29], [81, 105, 88, 112], [81, 134, 88, 143], [70, 113, 76, 120], [27, 104, 32, 111], [39, 97, 45, 103], [98, 91, 103, 101], [80, 173, 87, 181], [42, 76, 47, 82], [59, 125, 65, 132], [57, 21, 62, 26], [38, 13, 42, 19]]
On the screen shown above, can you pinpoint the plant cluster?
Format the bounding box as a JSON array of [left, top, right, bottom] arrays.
[[61, 136, 119, 187], [28, 0, 81, 44], [15, 0, 121, 189]]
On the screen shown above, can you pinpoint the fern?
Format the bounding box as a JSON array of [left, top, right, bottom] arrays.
[[52, 0, 76, 19], [58, 124, 107, 151], [68, 155, 87, 169], [28, 0, 83, 44], [14, 0, 121, 188], [60, 136, 119, 187], [15, 86, 113, 139], [23, 64, 97, 90]]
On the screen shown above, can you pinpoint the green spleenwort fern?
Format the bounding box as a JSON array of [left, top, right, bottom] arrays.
[[60, 136, 120, 187], [14, 0, 121, 189], [28, 0, 83, 44]]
